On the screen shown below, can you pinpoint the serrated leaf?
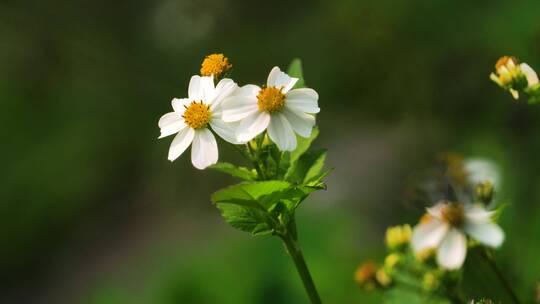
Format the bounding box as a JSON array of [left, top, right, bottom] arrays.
[[286, 149, 327, 185], [286, 58, 305, 89], [211, 181, 294, 210], [208, 162, 257, 181], [215, 203, 274, 236]]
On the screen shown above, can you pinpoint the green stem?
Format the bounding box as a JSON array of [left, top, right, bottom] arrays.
[[246, 142, 266, 180], [280, 232, 322, 304], [481, 249, 521, 304]]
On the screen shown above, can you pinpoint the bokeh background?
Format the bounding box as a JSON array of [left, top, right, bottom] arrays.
[[2, 0, 540, 303]]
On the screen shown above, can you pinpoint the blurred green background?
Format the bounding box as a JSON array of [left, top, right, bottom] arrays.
[[2, 0, 540, 303]]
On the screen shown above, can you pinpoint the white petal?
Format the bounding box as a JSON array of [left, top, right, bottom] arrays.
[[158, 112, 186, 138], [426, 203, 445, 220], [168, 127, 195, 161], [267, 113, 297, 151], [282, 107, 315, 138], [267, 66, 298, 93], [221, 95, 259, 122], [210, 112, 244, 144], [411, 219, 448, 253], [236, 111, 271, 142], [210, 78, 237, 110], [188, 75, 215, 101], [234, 84, 261, 98], [464, 221, 504, 248], [285, 88, 320, 113], [191, 128, 218, 169], [436, 228, 467, 270], [465, 205, 495, 222], [520, 63, 539, 87], [172, 98, 190, 113]]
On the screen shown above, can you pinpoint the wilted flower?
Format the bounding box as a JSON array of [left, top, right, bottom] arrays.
[[222, 66, 319, 151], [385, 224, 412, 250], [412, 201, 504, 270], [200, 53, 233, 80], [490, 56, 538, 99], [158, 75, 240, 169]]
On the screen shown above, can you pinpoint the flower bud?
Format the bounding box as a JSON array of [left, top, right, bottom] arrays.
[[354, 261, 377, 290], [200, 53, 232, 80], [375, 269, 392, 287], [385, 224, 412, 250], [475, 180, 494, 204], [490, 56, 538, 99], [384, 253, 401, 269]]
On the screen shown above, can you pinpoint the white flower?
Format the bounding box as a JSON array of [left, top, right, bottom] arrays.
[[412, 201, 504, 270], [158, 75, 239, 169], [520, 62, 539, 88], [464, 158, 501, 189], [221, 66, 319, 151]]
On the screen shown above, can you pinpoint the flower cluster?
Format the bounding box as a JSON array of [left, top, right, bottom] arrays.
[[490, 55, 539, 102], [356, 153, 507, 302], [158, 54, 319, 169], [158, 54, 327, 303]]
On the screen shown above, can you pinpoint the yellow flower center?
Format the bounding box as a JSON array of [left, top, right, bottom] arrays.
[[440, 203, 465, 227], [200, 53, 232, 79], [257, 86, 285, 113], [494, 56, 521, 86], [183, 101, 211, 129]]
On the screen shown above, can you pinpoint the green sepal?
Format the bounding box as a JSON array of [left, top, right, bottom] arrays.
[[286, 58, 305, 89]]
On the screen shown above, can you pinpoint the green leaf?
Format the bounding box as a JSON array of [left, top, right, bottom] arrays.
[[278, 127, 320, 178], [215, 203, 274, 236], [211, 180, 292, 210], [285, 149, 327, 185], [208, 162, 257, 181], [286, 58, 305, 89]]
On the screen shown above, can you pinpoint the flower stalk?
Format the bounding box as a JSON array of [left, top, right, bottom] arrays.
[[480, 249, 521, 304], [280, 229, 322, 304]]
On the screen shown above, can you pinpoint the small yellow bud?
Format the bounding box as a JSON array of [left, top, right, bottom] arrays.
[[200, 53, 232, 80], [354, 261, 378, 290], [385, 224, 412, 250], [422, 271, 439, 291], [375, 269, 392, 287], [384, 253, 401, 269], [415, 248, 435, 262]]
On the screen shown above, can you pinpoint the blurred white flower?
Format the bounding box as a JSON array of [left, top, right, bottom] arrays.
[[158, 75, 239, 169], [412, 201, 504, 270], [221, 67, 319, 151], [464, 158, 501, 189]]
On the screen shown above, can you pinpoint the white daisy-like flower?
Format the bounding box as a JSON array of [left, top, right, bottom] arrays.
[[158, 75, 240, 169], [221, 66, 320, 151], [464, 158, 501, 189], [412, 201, 504, 270]]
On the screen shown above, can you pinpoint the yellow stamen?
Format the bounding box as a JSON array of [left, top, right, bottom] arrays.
[[257, 86, 285, 113], [440, 203, 465, 227], [200, 53, 232, 79], [183, 101, 211, 129]]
